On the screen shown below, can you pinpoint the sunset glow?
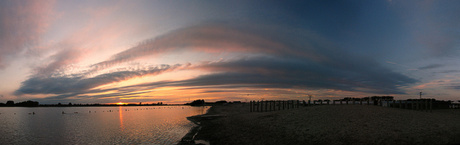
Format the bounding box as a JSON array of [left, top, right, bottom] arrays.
[[1, 1, 460, 104], [116, 102, 127, 105]]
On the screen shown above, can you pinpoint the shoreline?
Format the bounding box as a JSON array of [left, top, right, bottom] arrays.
[[178, 106, 218, 145], [180, 103, 460, 145]]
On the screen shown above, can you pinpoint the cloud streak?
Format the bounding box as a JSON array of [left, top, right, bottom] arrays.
[[15, 23, 418, 103], [418, 64, 444, 70], [89, 23, 328, 72], [181, 57, 417, 94], [15, 64, 186, 96], [0, 0, 55, 69]]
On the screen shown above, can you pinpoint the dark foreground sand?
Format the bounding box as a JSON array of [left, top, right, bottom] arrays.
[[192, 104, 460, 145]]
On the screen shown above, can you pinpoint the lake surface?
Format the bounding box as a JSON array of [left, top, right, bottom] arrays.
[[0, 106, 208, 145]]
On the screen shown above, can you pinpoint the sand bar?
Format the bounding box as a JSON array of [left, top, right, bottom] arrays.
[[193, 104, 460, 145]]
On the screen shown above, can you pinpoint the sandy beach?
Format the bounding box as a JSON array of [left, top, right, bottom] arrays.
[[191, 104, 460, 145]]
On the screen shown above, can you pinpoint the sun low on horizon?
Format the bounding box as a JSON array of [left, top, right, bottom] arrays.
[[116, 102, 127, 105], [1, 0, 460, 104]]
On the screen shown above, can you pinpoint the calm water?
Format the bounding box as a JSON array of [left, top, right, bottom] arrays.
[[0, 106, 208, 145]]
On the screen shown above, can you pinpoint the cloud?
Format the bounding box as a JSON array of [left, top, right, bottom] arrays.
[[54, 56, 417, 102], [450, 85, 460, 90], [178, 57, 418, 94], [401, 1, 460, 57], [89, 23, 327, 72], [34, 48, 84, 77], [15, 22, 419, 103], [418, 64, 444, 70], [15, 64, 185, 96], [439, 70, 460, 74], [0, 0, 55, 69]]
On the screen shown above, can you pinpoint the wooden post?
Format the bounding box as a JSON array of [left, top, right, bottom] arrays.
[[268, 101, 271, 111], [286, 101, 289, 109], [272, 101, 276, 111], [259, 101, 264, 112], [249, 101, 252, 112], [278, 101, 281, 110], [416, 100, 419, 110], [264, 101, 267, 112], [360, 100, 363, 105], [259, 101, 262, 112], [288, 100, 290, 109], [430, 99, 432, 112], [283, 101, 286, 110], [260, 101, 263, 112], [340, 100, 343, 105], [419, 100, 422, 111], [405, 100, 408, 109], [270, 101, 272, 111], [367, 99, 370, 105], [420, 100, 423, 111], [411, 100, 415, 110], [423, 99, 428, 112], [268, 101, 270, 111], [266, 101, 269, 112]]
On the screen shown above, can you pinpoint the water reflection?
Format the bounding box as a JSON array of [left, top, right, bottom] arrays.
[[118, 106, 124, 131], [0, 106, 208, 144]]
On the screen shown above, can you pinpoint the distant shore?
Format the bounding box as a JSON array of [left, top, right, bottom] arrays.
[[185, 104, 460, 145]]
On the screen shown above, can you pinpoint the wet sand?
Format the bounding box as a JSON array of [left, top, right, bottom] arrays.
[[193, 104, 460, 145]]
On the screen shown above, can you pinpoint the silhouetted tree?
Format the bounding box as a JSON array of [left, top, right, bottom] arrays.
[[215, 100, 227, 104], [190, 99, 205, 106], [6, 100, 14, 106], [16, 100, 39, 107]]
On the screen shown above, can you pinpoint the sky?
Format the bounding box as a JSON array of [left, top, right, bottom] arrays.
[[1, 0, 460, 104]]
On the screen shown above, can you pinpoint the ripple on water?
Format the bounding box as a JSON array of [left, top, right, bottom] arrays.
[[0, 106, 208, 144]]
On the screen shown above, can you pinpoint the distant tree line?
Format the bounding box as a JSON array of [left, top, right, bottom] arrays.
[[0, 100, 39, 107], [185, 99, 243, 106], [0, 101, 169, 107]]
